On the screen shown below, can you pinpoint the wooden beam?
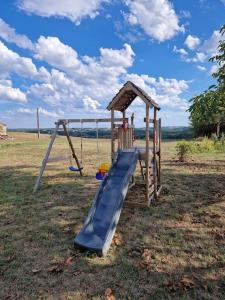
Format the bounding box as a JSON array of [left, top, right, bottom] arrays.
[[143, 117, 158, 123], [131, 113, 134, 148], [158, 118, 161, 187], [145, 103, 150, 206], [62, 124, 83, 176], [33, 122, 59, 193], [111, 109, 115, 161], [58, 118, 127, 125], [153, 107, 157, 201]]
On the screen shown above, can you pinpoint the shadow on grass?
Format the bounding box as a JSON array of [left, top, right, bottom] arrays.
[[0, 163, 225, 299], [163, 159, 225, 169]]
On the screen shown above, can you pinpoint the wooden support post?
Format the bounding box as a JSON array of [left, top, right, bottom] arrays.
[[37, 107, 40, 140], [153, 107, 157, 201], [145, 104, 150, 205], [33, 122, 59, 193], [131, 113, 134, 147], [111, 109, 115, 161], [122, 109, 126, 148], [158, 118, 161, 187], [62, 124, 83, 176]]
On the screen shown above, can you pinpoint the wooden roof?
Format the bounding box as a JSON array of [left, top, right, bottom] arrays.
[[107, 81, 160, 112]]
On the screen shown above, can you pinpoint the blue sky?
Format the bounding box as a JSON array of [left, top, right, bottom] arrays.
[[0, 0, 224, 128]]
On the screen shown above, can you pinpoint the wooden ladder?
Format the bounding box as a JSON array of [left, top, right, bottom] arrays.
[[139, 158, 157, 195]]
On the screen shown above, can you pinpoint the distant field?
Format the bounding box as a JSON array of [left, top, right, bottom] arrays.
[[0, 132, 225, 299]]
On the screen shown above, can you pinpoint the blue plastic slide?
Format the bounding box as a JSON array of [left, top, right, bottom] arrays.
[[74, 148, 138, 256]]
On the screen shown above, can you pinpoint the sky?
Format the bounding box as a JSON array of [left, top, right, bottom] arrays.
[[0, 0, 224, 128]]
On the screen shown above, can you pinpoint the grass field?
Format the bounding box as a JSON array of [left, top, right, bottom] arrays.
[[0, 132, 225, 300]]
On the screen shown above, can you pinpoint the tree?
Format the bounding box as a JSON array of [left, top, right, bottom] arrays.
[[188, 25, 225, 137]]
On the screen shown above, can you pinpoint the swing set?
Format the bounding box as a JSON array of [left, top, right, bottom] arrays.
[[33, 117, 127, 193]]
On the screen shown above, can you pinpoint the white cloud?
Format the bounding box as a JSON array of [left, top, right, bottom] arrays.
[[83, 96, 101, 111], [174, 28, 225, 67], [184, 35, 201, 50], [125, 73, 189, 110], [0, 18, 34, 50], [39, 107, 60, 118], [124, 0, 184, 42], [179, 10, 191, 19], [35, 36, 81, 72], [34, 36, 135, 84], [197, 65, 206, 71], [17, 0, 108, 25], [0, 79, 27, 103], [173, 46, 206, 64], [28, 69, 83, 107], [0, 41, 38, 78], [0, 31, 190, 121], [99, 43, 134, 68], [210, 64, 219, 74], [17, 107, 60, 118], [201, 30, 225, 55], [193, 52, 207, 63], [32, 37, 135, 105], [173, 46, 188, 56]]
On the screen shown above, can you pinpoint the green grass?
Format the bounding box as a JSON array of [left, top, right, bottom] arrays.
[[0, 133, 225, 299]]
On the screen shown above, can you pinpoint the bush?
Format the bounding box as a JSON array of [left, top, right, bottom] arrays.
[[195, 137, 215, 152], [214, 133, 225, 151], [176, 140, 195, 162], [176, 137, 225, 161]]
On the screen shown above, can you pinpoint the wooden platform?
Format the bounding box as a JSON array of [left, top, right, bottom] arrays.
[[136, 147, 159, 161]]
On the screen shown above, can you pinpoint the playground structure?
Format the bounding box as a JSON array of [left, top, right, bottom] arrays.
[[107, 81, 162, 205], [34, 81, 162, 255]]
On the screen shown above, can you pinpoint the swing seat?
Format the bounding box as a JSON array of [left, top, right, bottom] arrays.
[[69, 166, 83, 172], [96, 171, 104, 180]]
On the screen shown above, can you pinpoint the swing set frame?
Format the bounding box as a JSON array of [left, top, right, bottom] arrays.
[[33, 117, 128, 193]]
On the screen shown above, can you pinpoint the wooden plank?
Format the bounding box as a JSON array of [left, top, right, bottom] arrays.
[[33, 122, 59, 193], [63, 124, 83, 176], [143, 118, 158, 123], [58, 118, 128, 124]]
